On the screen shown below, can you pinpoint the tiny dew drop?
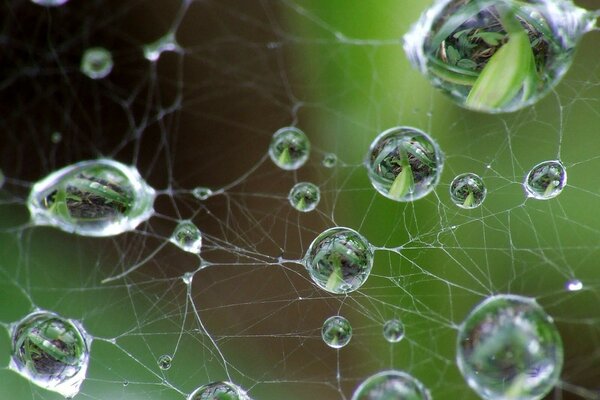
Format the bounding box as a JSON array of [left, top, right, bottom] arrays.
[[457, 295, 563, 400], [366, 126, 443, 202], [188, 381, 251, 400], [27, 159, 155, 237], [288, 182, 320, 212], [322, 153, 338, 168], [450, 173, 487, 209], [81, 47, 114, 80], [182, 272, 194, 285], [304, 227, 374, 294], [157, 354, 172, 371], [192, 187, 213, 200], [322, 316, 352, 349], [352, 370, 431, 400], [383, 319, 405, 343], [566, 279, 582, 292], [524, 160, 566, 200], [268, 127, 310, 171], [10, 310, 91, 398], [170, 221, 202, 254], [51, 132, 63, 144], [143, 32, 179, 61], [404, 0, 595, 113]]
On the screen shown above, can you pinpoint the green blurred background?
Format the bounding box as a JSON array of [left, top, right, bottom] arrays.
[[0, 0, 599, 399]]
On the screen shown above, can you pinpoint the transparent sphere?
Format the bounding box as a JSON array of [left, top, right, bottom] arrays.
[[322, 153, 338, 168], [27, 159, 156, 237], [31, 0, 69, 6], [524, 160, 566, 200], [304, 227, 374, 294], [188, 381, 251, 400], [288, 182, 320, 212], [158, 354, 172, 371], [268, 127, 310, 170], [366, 127, 443, 202], [170, 221, 202, 253], [81, 47, 114, 80], [383, 319, 405, 343], [450, 173, 487, 209], [322, 316, 352, 349], [351, 370, 431, 400], [457, 295, 563, 400], [10, 311, 91, 398], [404, 0, 595, 113], [192, 187, 213, 200]]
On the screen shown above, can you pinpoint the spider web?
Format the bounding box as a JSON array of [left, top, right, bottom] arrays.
[[0, 0, 599, 399]]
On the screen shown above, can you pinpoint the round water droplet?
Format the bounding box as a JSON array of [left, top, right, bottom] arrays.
[[9, 310, 91, 398], [170, 221, 202, 254], [288, 182, 320, 212], [192, 187, 213, 200], [450, 173, 487, 209], [158, 354, 172, 371], [404, 0, 595, 113], [143, 32, 179, 62], [31, 0, 68, 6], [188, 381, 251, 400], [352, 370, 431, 400], [383, 319, 405, 343], [81, 47, 114, 80], [457, 295, 563, 400], [304, 227, 374, 294], [322, 153, 338, 168], [366, 127, 443, 202], [566, 279, 582, 292], [268, 127, 310, 170], [27, 159, 156, 237], [322, 316, 352, 349], [524, 160, 566, 200]]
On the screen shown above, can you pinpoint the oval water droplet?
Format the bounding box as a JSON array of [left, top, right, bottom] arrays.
[[10, 310, 91, 398], [27, 159, 155, 237], [170, 221, 202, 253]]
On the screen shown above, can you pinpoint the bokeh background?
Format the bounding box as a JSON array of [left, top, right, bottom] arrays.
[[0, 0, 599, 399]]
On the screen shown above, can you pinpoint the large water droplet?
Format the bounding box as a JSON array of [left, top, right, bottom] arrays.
[[304, 227, 374, 294], [404, 0, 595, 113], [352, 370, 431, 400], [9, 310, 91, 398], [366, 127, 443, 202], [188, 381, 251, 400], [524, 160, 566, 200], [457, 295, 563, 400], [27, 159, 155, 237], [322, 316, 352, 349]]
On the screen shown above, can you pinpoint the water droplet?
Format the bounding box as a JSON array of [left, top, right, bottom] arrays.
[[143, 32, 179, 61], [383, 319, 405, 343], [524, 160, 566, 200], [450, 173, 487, 209], [183, 272, 194, 285], [322, 153, 338, 168], [51, 132, 63, 144], [304, 227, 374, 294], [268, 127, 310, 171], [457, 295, 563, 400], [9, 310, 91, 398], [404, 0, 595, 113], [288, 182, 320, 212], [80, 47, 114, 80], [188, 381, 251, 400], [123, 380, 129, 387], [566, 279, 582, 291], [157, 354, 172, 371], [192, 187, 213, 200], [170, 221, 202, 254], [322, 316, 352, 349], [352, 370, 431, 400], [27, 159, 155, 237], [31, 0, 68, 6], [366, 127, 443, 202]]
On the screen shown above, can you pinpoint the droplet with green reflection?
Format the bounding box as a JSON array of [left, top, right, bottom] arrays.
[[322, 316, 352, 349], [351, 370, 431, 400], [288, 182, 320, 212], [450, 173, 487, 209], [268, 127, 310, 170], [524, 160, 566, 200], [188, 381, 251, 400]]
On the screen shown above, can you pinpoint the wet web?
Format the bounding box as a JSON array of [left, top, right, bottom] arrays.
[[1, 0, 600, 399]]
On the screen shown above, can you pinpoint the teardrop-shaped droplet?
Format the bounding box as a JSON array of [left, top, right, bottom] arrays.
[[27, 159, 155, 237], [9, 310, 91, 398]]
